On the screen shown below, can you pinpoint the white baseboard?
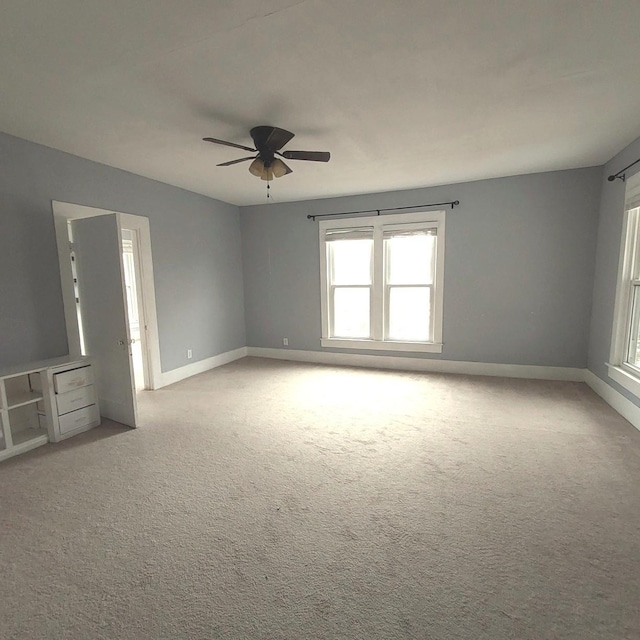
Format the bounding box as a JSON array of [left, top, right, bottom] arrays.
[[246, 348, 640, 431], [245, 347, 584, 381], [156, 345, 640, 433], [157, 347, 248, 388], [583, 369, 640, 432]]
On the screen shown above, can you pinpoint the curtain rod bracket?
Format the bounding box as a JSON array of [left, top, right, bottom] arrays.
[[608, 157, 640, 183]]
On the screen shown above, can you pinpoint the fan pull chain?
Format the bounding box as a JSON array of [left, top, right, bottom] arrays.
[[266, 180, 271, 200]]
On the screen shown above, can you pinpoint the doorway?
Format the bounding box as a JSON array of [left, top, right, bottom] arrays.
[[121, 227, 148, 392], [52, 202, 162, 427]]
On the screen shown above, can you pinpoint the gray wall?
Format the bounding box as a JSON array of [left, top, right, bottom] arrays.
[[0, 131, 245, 372], [588, 135, 640, 402], [241, 168, 602, 367]]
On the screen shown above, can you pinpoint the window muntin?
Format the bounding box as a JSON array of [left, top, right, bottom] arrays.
[[319, 211, 445, 352]]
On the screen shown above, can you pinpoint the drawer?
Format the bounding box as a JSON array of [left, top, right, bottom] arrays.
[[56, 385, 96, 416], [54, 366, 93, 394], [58, 404, 100, 435]]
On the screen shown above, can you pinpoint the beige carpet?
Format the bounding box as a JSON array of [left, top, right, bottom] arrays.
[[1, 357, 639, 639]]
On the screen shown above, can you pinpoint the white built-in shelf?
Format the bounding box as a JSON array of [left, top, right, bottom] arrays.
[[11, 428, 48, 447], [0, 356, 83, 380], [6, 391, 44, 410], [0, 356, 98, 462]]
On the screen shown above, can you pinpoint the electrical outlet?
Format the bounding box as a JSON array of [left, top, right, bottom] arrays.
[[283, 338, 289, 346], [187, 349, 193, 359]]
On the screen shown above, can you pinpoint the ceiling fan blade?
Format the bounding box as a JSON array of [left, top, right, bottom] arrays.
[[281, 150, 330, 162], [250, 126, 295, 151], [203, 137, 256, 152], [216, 156, 256, 167]]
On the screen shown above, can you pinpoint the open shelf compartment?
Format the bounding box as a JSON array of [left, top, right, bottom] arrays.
[[3, 372, 44, 410], [8, 403, 48, 447]]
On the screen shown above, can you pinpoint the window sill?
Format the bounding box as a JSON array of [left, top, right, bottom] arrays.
[[321, 338, 443, 353], [606, 363, 640, 398]]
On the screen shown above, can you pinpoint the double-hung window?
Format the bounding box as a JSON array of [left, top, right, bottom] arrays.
[[319, 210, 445, 352], [609, 172, 640, 395]]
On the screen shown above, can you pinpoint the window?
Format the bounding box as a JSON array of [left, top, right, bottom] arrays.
[[319, 210, 445, 352], [609, 172, 640, 396]]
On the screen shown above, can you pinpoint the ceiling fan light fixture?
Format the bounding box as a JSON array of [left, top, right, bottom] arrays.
[[271, 158, 289, 178], [250, 157, 280, 180], [249, 157, 264, 177]]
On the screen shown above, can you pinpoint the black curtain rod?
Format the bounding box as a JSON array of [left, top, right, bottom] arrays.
[[608, 157, 640, 183], [307, 200, 459, 221]]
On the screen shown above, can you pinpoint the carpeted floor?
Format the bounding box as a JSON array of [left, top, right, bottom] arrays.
[[1, 357, 639, 639]]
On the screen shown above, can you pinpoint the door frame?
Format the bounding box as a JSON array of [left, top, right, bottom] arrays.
[[52, 201, 162, 390], [119, 213, 157, 391]]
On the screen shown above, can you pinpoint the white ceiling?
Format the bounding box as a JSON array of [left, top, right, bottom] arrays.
[[2, 1, 640, 206]]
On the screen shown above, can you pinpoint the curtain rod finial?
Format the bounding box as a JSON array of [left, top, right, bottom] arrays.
[[608, 156, 640, 184]]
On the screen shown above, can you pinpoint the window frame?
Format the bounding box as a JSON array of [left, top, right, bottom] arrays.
[[319, 210, 445, 353], [608, 171, 640, 396]]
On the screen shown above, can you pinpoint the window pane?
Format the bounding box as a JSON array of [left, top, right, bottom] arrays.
[[631, 208, 640, 279], [388, 287, 430, 341], [627, 285, 640, 366], [329, 239, 372, 285], [333, 287, 370, 338], [386, 234, 434, 285]]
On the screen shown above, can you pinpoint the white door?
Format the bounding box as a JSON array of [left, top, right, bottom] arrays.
[[71, 214, 137, 427]]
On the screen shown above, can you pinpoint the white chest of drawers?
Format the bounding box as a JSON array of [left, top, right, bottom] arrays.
[[41, 360, 101, 442]]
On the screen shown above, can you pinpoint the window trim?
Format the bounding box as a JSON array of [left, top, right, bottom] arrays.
[[608, 171, 640, 396], [319, 210, 445, 353]]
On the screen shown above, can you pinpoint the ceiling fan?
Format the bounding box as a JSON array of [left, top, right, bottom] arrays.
[[203, 126, 330, 181]]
